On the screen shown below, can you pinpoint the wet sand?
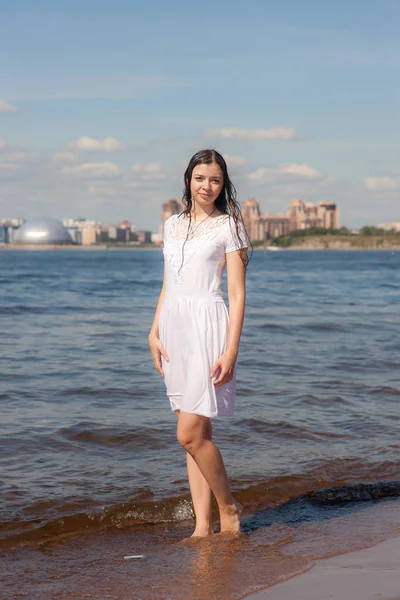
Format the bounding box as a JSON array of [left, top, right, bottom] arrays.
[[3, 499, 400, 600], [246, 535, 400, 600]]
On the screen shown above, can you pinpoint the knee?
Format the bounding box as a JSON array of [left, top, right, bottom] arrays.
[[177, 428, 201, 454]]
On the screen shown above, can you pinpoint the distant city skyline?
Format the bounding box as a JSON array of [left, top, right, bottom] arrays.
[[1, 1, 399, 228], [161, 197, 341, 243], [2, 201, 398, 248], [2, 190, 399, 234]]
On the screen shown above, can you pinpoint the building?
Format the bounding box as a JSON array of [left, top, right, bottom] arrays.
[[242, 198, 290, 242], [242, 198, 340, 242], [61, 218, 142, 245], [136, 230, 152, 243], [161, 198, 183, 239], [288, 199, 339, 231], [378, 221, 400, 232], [80, 221, 99, 245], [118, 220, 134, 242], [14, 217, 73, 245], [0, 222, 20, 244], [151, 232, 162, 245], [62, 218, 101, 246]]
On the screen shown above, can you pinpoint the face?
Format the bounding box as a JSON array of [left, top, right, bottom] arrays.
[[190, 162, 224, 211]]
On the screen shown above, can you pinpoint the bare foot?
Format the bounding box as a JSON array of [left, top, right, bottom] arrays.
[[191, 527, 214, 538], [177, 530, 213, 545], [219, 500, 242, 533]]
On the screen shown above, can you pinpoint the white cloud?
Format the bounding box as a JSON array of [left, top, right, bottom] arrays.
[[131, 162, 163, 173], [0, 99, 19, 114], [248, 168, 268, 181], [52, 152, 79, 162], [131, 162, 165, 180], [365, 177, 398, 191], [0, 140, 35, 161], [224, 155, 246, 166], [206, 127, 296, 140], [127, 163, 166, 188], [248, 163, 320, 182], [3, 152, 35, 161], [126, 180, 164, 189], [67, 136, 126, 152], [86, 183, 116, 196], [276, 164, 320, 178], [62, 161, 121, 179], [0, 140, 35, 163], [0, 163, 19, 170]]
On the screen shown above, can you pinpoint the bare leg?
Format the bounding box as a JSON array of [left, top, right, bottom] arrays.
[[177, 412, 241, 533], [186, 453, 213, 536], [176, 411, 213, 536]]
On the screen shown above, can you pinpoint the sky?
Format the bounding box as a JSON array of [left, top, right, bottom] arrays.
[[0, 0, 399, 230]]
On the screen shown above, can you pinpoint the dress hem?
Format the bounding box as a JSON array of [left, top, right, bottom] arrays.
[[169, 404, 234, 419]]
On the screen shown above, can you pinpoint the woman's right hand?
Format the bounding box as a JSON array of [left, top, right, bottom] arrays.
[[148, 333, 169, 377]]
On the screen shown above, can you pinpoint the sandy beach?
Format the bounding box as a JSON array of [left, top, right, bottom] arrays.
[[3, 499, 400, 600], [246, 535, 400, 600]]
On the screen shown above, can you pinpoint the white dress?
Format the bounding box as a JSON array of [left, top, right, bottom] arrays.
[[159, 213, 248, 418]]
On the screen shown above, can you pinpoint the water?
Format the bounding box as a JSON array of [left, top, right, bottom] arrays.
[[1, 248, 400, 599]]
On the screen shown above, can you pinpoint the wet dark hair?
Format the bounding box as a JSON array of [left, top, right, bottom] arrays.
[[180, 149, 252, 269]]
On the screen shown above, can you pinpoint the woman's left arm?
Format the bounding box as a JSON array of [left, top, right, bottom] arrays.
[[210, 250, 247, 387]]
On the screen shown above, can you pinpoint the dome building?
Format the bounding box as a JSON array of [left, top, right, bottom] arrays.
[[14, 218, 73, 245]]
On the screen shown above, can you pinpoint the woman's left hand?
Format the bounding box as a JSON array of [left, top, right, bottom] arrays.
[[210, 350, 237, 387]]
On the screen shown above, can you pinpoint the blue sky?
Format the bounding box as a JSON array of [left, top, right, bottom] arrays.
[[1, 0, 399, 229]]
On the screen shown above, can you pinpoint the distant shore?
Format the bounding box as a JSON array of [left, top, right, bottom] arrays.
[[263, 234, 400, 250], [0, 243, 157, 250], [1, 235, 400, 251]]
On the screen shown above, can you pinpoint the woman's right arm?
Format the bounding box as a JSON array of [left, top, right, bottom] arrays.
[[148, 263, 169, 377]]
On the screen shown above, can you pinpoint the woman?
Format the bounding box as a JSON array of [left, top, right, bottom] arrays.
[[148, 149, 249, 537]]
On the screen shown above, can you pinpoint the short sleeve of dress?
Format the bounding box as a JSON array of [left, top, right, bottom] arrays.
[[224, 217, 249, 253], [163, 215, 173, 243]]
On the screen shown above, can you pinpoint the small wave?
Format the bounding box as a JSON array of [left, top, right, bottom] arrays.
[[367, 386, 400, 397], [243, 480, 400, 533], [379, 283, 399, 289], [242, 418, 356, 442], [0, 432, 81, 454], [58, 386, 145, 398], [0, 495, 194, 547], [259, 323, 290, 331], [0, 304, 46, 315], [58, 422, 172, 449], [3, 474, 400, 548], [303, 323, 346, 332], [305, 481, 400, 505], [297, 394, 351, 406]]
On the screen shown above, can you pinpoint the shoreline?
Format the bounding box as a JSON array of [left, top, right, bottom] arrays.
[[1, 243, 400, 251], [245, 535, 400, 600], [265, 233, 400, 251], [260, 245, 400, 251], [4, 498, 400, 600], [0, 243, 158, 250]]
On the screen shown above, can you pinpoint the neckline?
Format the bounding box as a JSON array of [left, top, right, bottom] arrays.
[[178, 213, 227, 223]]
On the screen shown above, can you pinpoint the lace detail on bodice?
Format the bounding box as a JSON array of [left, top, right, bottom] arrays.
[[170, 214, 229, 241], [164, 214, 229, 285]]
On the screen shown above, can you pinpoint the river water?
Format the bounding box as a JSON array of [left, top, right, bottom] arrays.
[[1, 248, 399, 599]]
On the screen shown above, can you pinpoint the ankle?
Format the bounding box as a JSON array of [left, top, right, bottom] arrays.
[[219, 500, 240, 515], [194, 521, 213, 535]]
